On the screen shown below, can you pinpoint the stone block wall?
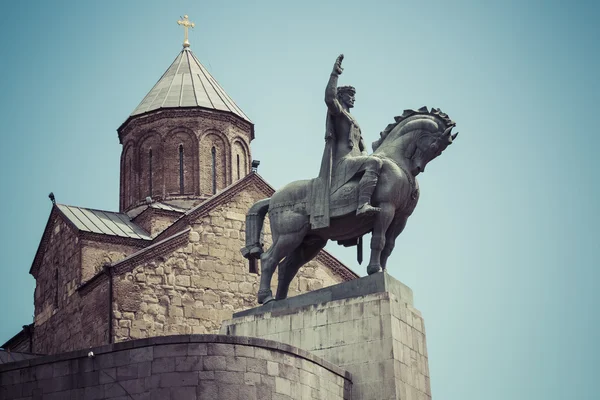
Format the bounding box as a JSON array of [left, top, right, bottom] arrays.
[[80, 240, 140, 282], [222, 273, 431, 400], [0, 335, 351, 400], [112, 185, 345, 341], [131, 208, 180, 238], [29, 209, 148, 355], [30, 214, 114, 355], [32, 216, 79, 330], [33, 279, 110, 356]]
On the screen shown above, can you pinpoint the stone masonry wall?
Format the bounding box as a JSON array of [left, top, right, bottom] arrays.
[[31, 212, 144, 355], [131, 209, 180, 238], [32, 215, 79, 330], [32, 215, 109, 355], [113, 184, 345, 342], [0, 335, 351, 400], [222, 274, 431, 400], [80, 240, 141, 282]]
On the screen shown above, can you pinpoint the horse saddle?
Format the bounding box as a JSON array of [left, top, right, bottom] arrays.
[[329, 179, 360, 219]]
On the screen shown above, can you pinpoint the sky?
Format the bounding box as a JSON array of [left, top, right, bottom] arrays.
[[0, 0, 598, 398]]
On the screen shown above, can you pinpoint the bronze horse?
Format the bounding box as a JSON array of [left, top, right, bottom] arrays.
[[241, 107, 457, 304]]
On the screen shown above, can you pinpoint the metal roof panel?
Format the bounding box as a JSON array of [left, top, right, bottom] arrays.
[[129, 48, 251, 124], [56, 204, 151, 240]]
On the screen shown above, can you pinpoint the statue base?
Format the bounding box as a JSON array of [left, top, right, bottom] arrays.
[[220, 272, 432, 400]]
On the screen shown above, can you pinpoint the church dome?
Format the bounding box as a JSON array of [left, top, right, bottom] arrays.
[[117, 26, 254, 213], [129, 47, 251, 125]]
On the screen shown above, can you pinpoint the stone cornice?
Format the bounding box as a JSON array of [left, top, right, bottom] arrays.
[[131, 206, 184, 226], [154, 172, 274, 242], [79, 232, 150, 248], [77, 228, 191, 294], [118, 107, 254, 143], [0, 334, 352, 382], [76, 268, 108, 295], [111, 228, 191, 275], [186, 173, 275, 221]]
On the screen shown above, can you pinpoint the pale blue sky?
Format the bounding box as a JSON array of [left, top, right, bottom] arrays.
[[0, 1, 598, 398]]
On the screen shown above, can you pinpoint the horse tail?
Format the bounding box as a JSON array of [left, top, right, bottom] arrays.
[[240, 198, 270, 271]]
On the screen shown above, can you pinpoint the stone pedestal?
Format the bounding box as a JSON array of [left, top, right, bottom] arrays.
[[221, 272, 431, 400]]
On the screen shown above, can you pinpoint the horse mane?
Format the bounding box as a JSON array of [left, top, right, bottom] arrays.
[[372, 106, 456, 151]]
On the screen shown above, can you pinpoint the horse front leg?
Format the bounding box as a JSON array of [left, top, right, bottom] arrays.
[[367, 203, 396, 275], [381, 214, 408, 270], [257, 242, 278, 304], [276, 237, 327, 300], [258, 229, 307, 304]]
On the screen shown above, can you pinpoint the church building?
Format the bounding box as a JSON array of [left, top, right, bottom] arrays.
[[1, 19, 357, 357]]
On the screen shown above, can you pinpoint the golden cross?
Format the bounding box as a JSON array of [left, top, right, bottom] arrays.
[[177, 15, 195, 48]]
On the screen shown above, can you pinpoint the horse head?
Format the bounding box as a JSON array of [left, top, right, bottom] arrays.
[[372, 107, 457, 176]]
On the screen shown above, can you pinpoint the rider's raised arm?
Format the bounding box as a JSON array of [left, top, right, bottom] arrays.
[[325, 55, 344, 115]]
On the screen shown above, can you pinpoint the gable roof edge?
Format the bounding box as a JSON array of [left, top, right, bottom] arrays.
[[154, 172, 274, 242], [29, 205, 80, 276]]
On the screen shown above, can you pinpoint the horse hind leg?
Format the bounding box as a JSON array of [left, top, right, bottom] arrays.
[[276, 237, 327, 300], [257, 231, 306, 304]]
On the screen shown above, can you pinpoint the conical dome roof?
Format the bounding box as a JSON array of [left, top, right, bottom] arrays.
[[130, 48, 251, 124]]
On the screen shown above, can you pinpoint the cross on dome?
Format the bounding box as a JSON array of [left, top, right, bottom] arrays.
[[177, 15, 195, 48]]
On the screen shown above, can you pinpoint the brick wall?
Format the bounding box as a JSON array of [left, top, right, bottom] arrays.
[[164, 129, 198, 196], [119, 109, 253, 212], [231, 139, 250, 182], [0, 335, 351, 400]]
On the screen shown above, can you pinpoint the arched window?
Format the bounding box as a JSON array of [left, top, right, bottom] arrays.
[[179, 144, 184, 194], [232, 140, 248, 182], [129, 159, 134, 205], [148, 149, 153, 196], [211, 146, 217, 194], [201, 132, 227, 195]]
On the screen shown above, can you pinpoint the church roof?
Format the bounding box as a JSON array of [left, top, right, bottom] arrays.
[[129, 48, 251, 124], [56, 204, 151, 241]]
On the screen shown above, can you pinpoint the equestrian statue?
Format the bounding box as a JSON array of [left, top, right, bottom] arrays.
[[241, 54, 458, 304]]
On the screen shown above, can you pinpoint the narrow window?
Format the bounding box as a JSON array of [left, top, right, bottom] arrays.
[[211, 146, 217, 194], [179, 144, 184, 194], [54, 269, 59, 308], [129, 159, 134, 205], [148, 149, 153, 196], [237, 154, 240, 180], [126, 159, 131, 205]]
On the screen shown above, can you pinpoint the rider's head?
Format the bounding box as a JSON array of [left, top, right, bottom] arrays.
[[337, 86, 356, 108]]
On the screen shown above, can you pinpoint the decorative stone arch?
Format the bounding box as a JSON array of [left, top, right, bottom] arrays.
[[164, 127, 199, 196], [138, 131, 163, 200], [120, 140, 137, 210], [231, 137, 250, 182], [200, 129, 230, 195]]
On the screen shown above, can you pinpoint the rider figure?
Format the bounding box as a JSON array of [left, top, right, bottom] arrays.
[[311, 54, 383, 229]]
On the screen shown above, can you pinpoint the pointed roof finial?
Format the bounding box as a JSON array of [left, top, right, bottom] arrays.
[[177, 15, 195, 48]]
